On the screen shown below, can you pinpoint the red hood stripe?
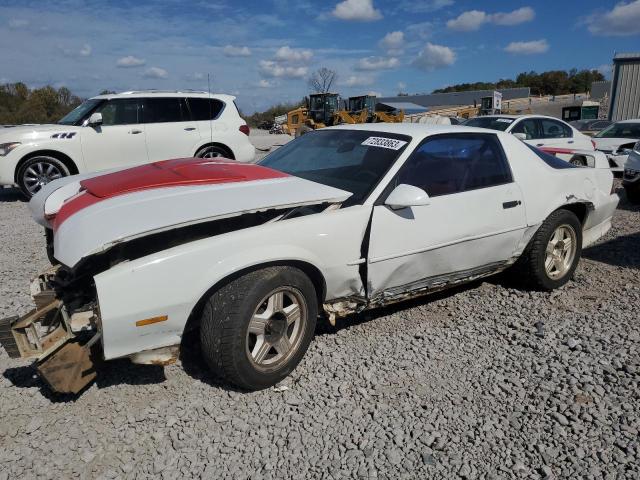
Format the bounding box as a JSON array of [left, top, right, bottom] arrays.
[[53, 158, 288, 230]]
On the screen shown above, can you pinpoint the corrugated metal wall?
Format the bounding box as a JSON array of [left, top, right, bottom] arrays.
[[610, 61, 640, 121], [590, 81, 611, 100]]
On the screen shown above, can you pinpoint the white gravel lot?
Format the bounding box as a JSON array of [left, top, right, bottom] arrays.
[[0, 159, 638, 478]]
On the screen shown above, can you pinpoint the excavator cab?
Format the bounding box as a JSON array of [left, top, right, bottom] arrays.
[[348, 95, 376, 118], [308, 93, 341, 126]]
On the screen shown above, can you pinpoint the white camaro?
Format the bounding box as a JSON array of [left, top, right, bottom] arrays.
[[1, 124, 619, 393]]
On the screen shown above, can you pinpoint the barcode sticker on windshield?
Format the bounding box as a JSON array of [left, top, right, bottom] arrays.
[[362, 137, 408, 150], [496, 118, 514, 123]]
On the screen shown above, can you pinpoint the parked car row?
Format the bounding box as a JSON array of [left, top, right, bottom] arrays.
[[0, 90, 255, 197]]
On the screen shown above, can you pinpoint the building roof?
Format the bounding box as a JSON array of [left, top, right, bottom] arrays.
[[614, 52, 640, 61], [378, 87, 530, 109], [376, 101, 428, 113]]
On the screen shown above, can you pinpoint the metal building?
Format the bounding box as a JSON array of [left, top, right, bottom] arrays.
[[609, 52, 640, 121], [378, 87, 530, 109]]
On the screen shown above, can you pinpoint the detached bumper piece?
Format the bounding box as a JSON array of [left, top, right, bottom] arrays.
[[0, 297, 99, 394]]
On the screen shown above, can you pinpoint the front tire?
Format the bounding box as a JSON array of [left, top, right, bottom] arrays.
[[17, 156, 70, 198], [199, 266, 318, 390], [515, 210, 582, 290]]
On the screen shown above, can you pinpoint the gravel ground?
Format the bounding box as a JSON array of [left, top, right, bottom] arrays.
[[0, 181, 638, 479]]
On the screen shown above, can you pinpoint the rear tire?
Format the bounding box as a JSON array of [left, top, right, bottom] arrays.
[[569, 156, 587, 167], [199, 266, 317, 390], [625, 185, 640, 204], [195, 145, 231, 159], [17, 156, 70, 198], [513, 210, 582, 291]]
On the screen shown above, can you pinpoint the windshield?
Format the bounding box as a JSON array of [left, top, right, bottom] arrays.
[[258, 129, 411, 205], [463, 117, 515, 131], [58, 99, 103, 125], [595, 122, 640, 139]]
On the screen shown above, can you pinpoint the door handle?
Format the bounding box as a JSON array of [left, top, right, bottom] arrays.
[[567, 140, 574, 144], [129, 129, 142, 134], [536, 143, 544, 147], [184, 127, 196, 131], [503, 200, 521, 209]]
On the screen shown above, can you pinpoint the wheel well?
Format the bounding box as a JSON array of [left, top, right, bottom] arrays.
[[194, 142, 235, 159], [556, 202, 590, 225], [183, 260, 326, 336], [15, 150, 79, 183]]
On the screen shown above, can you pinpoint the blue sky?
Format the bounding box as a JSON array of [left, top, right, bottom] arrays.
[[0, 0, 638, 113]]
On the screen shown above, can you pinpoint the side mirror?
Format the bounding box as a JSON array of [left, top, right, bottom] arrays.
[[86, 112, 103, 127], [384, 184, 430, 210], [512, 132, 527, 141]]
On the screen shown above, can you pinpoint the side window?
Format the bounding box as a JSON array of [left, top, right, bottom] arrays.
[[95, 99, 140, 126], [540, 119, 572, 138], [395, 134, 512, 198], [291, 114, 299, 125], [511, 119, 540, 139], [143, 97, 189, 123], [187, 98, 224, 121]]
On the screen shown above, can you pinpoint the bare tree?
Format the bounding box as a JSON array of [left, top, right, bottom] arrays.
[[307, 67, 337, 93]]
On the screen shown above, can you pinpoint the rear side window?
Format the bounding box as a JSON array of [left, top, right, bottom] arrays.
[[525, 144, 577, 169], [143, 98, 190, 123], [187, 98, 224, 120], [540, 119, 572, 138], [511, 119, 540, 139], [95, 99, 141, 125], [396, 133, 512, 197]]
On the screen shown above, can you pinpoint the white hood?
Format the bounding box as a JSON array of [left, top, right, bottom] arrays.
[[31, 159, 352, 267], [593, 137, 637, 152]]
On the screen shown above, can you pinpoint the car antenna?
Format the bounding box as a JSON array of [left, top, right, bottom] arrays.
[[207, 73, 213, 147]]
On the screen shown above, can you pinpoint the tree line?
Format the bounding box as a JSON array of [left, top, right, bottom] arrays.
[[430, 69, 606, 96], [0, 83, 83, 125]]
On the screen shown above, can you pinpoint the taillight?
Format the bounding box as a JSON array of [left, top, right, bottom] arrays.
[[239, 125, 250, 136], [591, 140, 596, 150]]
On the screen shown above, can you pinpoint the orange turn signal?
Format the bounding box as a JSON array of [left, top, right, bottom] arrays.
[[135, 315, 168, 327]]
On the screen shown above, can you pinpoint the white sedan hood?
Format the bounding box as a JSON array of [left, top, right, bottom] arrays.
[[593, 137, 637, 152], [32, 158, 351, 268]]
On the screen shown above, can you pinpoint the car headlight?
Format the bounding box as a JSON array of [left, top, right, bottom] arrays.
[[0, 142, 21, 156], [617, 148, 633, 156]]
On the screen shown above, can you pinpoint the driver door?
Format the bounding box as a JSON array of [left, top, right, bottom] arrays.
[[367, 133, 527, 299], [80, 98, 149, 171]]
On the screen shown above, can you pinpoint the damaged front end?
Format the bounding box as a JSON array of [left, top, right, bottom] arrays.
[[0, 266, 101, 394]]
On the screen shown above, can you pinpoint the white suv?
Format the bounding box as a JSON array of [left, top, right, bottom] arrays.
[[464, 114, 595, 152], [0, 90, 255, 197]]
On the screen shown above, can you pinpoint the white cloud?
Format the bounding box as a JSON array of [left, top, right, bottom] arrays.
[[412, 43, 456, 71], [143, 67, 168, 79], [406, 21, 434, 40], [504, 39, 549, 55], [60, 44, 92, 58], [223, 45, 251, 57], [259, 60, 308, 78], [8, 18, 29, 28], [447, 7, 535, 31], [332, 0, 382, 21], [356, 56, 399, 71], [397, 81, 407, 90], [367, 91, 382, 98], [397, 0, 453, 13], [257, 79, 276, 88], [186, 72, 205, 81], [340, 75, 374, 87], [491, 7, 535, 25], [447, 10, 486, 31], [116, 55, 146, 67], [587, 0, 640, 36], [595, 64, 612, 77], [379, 31, 404, 54], [274, 46, 312, 63]]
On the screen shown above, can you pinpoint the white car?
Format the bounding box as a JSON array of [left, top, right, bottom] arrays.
[[0, 90, 255, 197], [464, 114, 595, 151], [623, 142, 640, 204], [592, 119, 640, 173], [1, 124, 618, 393]]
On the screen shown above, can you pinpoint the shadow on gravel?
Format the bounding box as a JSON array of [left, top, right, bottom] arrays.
[[0, 187, 25, 202], [3, 358, 166, 402], [583, 231, 640, 269]]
